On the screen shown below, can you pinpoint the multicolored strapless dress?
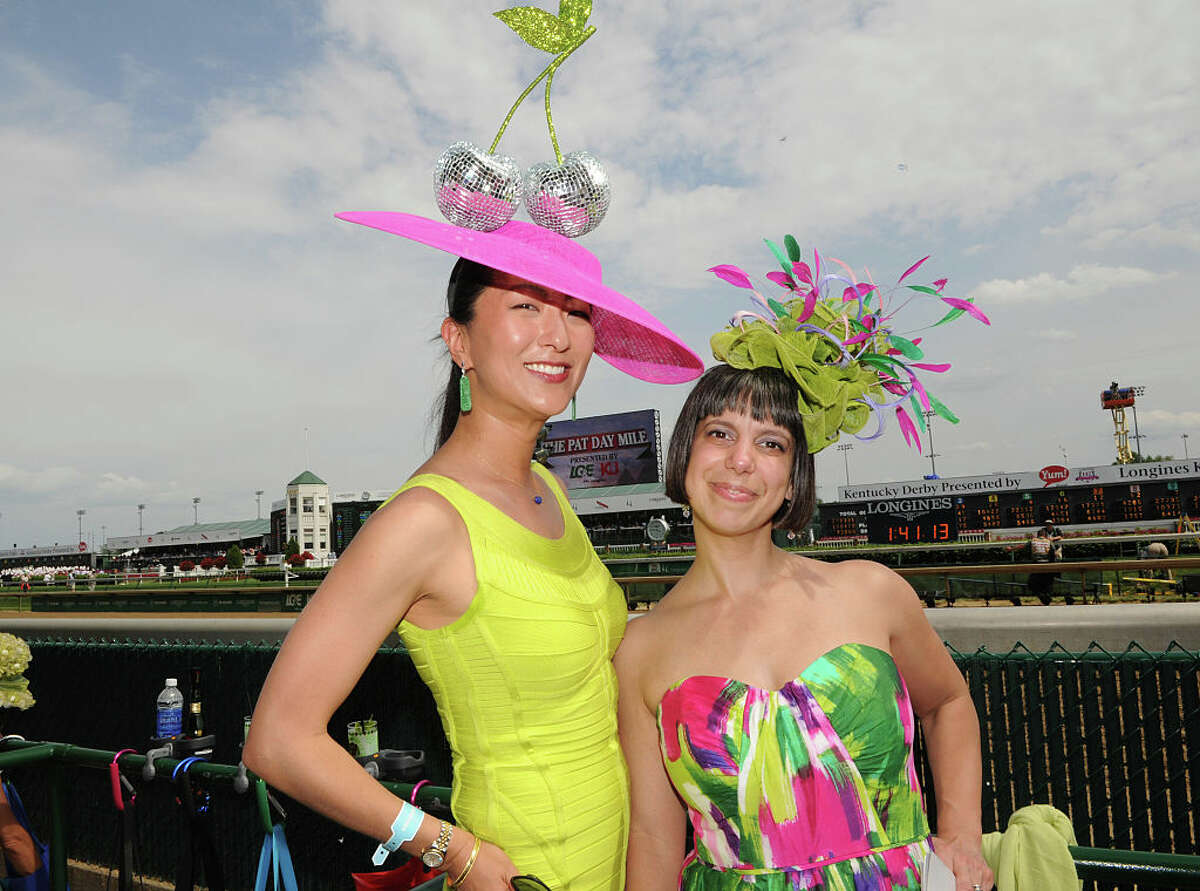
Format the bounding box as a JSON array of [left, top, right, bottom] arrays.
[[657, 643, 932, 889]]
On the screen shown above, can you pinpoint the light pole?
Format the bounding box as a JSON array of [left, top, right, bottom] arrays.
[[137, 503, 145, 536], [77, 509, 86, 545], [923, 410, 940, 477], [836, 443, 853, 487], [101, 525, 106, 549], [192, 497, 201, 526], [256, 490, 264, 520], [1183, 433, 1190, 460], [1130, 385, 1147, 459]]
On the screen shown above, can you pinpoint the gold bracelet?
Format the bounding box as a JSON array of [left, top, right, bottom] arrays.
[[447, 837, 482, 888]]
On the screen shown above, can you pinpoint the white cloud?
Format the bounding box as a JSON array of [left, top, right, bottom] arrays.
[[96, 473, 150, 495], [1032, 328, 1077, 342], [1140, 410, 1200, 432], [972, 265, 1170, 305], [0, 465, 83, 495]]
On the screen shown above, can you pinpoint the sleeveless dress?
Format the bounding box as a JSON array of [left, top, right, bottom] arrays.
[[657, 643, 932, 890], [385, 463, 630, 890]]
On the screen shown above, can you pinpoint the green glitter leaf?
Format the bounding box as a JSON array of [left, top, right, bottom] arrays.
[[767, 297, 789, 319], [784, 234, 801, 263], [557, 0, 592, 37], [904, 284, 941, 295], [495, 6, 570, 53], [888, 335, 924, 359], [929, 394, 960, 424]]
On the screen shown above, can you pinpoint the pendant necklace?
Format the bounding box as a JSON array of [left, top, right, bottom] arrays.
[[478, 455, 544, 505]]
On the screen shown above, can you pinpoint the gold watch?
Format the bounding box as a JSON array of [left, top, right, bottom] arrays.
[[420, 821, 454, 869]]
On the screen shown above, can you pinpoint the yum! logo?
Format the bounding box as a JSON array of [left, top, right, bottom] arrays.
[[1039, 465, 1069, 487]]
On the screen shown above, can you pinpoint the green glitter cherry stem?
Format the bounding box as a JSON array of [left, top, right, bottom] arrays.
[[544, 66, 563, 164], [488, 25, 596, 157]]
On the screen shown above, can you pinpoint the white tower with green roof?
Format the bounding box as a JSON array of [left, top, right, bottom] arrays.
[[285, 471, 331, 559]]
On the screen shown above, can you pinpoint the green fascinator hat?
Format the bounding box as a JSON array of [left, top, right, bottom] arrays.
[[708, 236, 990, 454]]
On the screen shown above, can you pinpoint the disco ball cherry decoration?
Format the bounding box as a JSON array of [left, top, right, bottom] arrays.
[[434, 1, 611, 237]]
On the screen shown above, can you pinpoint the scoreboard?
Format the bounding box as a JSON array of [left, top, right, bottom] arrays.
[[864, 509, 957, 544], [825, 499, 959, 544]]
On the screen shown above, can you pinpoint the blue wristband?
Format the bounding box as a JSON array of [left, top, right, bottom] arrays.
[[372, 803, 424, 866]]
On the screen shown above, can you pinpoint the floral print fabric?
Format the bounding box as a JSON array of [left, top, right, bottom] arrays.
[[657, 643, 931, 889]]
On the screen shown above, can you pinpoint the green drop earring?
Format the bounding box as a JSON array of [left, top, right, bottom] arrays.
[[459, 363, 472, 413]]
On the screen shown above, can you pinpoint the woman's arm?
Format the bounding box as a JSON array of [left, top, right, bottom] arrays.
[[243, 489, 512, 885], [885, 570, 994, 891], [615, 623, 687, 891]]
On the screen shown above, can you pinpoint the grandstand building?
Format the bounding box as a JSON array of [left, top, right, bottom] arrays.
[[105, 520, 270, 565], [0, 544, 96, 572]]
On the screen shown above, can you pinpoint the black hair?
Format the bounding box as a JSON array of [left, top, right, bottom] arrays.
[[434, 257, 496, 449], [664, 364, 816, 532]]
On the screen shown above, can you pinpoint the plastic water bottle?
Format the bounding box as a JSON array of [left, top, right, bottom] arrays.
[[156, 678, 184, 738]]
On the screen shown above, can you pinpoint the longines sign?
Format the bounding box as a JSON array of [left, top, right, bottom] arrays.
[[837, 459, 1200, 502], [863, 497, 954, 520]]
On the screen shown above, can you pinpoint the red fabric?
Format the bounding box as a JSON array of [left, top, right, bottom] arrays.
[[351, 859, 435, 891]]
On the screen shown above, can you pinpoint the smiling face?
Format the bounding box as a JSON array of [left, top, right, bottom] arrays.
[[684, 410, 796, 535], [450, 270, 595, 421], [665, 364, 817, 533]]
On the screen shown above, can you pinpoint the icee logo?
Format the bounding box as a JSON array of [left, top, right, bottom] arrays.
[[1039, 465, 1069, 487]]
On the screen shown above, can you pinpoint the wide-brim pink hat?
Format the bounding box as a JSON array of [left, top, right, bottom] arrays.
[[335, 211, 703, 384]]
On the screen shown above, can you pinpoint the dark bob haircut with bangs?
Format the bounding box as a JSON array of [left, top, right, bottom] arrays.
[[665, 364, 816, 532]]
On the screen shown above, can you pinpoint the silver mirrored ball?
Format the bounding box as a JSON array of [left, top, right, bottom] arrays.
[[525, 151, 611, 238], [434, 141, 523, 232]]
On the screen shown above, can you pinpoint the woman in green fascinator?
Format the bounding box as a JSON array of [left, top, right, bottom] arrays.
[[616, 240, 994, 890]]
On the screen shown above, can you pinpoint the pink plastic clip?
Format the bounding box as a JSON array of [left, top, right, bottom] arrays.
[[410, 779, 429, 805], [110, 748, 137, 811]]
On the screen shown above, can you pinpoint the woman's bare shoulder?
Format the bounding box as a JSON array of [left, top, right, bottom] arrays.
[[784, 555, 914, 610], [354, 484, 467, 563], [824, 558, 923, 621], [617, 584, 695, 668], [816, 557, 904, 586]]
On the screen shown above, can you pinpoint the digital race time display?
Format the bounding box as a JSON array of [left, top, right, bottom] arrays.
[[864, 509, 958, 544]]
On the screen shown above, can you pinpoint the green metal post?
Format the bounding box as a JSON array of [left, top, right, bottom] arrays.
[[48, 762, 67, 891]]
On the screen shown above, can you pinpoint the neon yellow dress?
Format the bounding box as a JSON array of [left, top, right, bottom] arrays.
[[387, 463, 629, 890]]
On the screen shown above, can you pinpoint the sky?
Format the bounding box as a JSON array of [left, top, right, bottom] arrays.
[[1, 0, 1197, 550]]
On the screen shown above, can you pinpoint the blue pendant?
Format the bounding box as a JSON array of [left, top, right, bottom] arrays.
[[534, 496, 543, 504]]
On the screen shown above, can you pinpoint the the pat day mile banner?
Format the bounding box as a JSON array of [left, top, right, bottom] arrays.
[[543, 410, 661, 490]]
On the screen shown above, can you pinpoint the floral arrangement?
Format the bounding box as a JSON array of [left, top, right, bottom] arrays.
[[708, 235, 990, 454], [0, 632, 34, 711]]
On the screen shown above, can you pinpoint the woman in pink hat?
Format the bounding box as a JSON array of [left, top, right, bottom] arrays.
[[245, 214, 702, 891]]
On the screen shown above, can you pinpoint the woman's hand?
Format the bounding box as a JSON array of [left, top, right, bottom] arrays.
[[447, 838, 520, 890], [931, 834, 994, 891]]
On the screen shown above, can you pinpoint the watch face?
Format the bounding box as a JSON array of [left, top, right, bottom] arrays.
[[421, 850, 445, 868]]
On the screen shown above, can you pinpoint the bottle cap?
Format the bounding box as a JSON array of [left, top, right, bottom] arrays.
[[166, 678, 178, 686]]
